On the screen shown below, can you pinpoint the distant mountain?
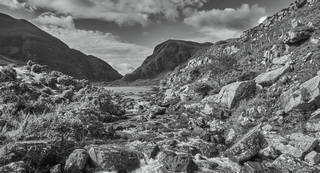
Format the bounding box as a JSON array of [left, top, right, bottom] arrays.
[[123, 39, 212, 81], [0, 13, 122, 81]]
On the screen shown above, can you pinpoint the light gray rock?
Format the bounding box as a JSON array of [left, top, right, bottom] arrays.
[[305, 151, 320, 165], [272, 54, 291, 65], [0, 161, 26, 173], [86, 145, 141, 172], [64, 149, 89, 173], [213, 81, 256, 109], [288, 132, 319, 153], [281, 26, 315, 44], [255, 65, 291, 86], [225, 124, 262, 163], [280, 75, 320, 113]]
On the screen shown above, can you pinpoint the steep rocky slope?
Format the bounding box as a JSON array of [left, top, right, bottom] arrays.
[[123, 39, 212, 81], [0, 13, 122, 81]]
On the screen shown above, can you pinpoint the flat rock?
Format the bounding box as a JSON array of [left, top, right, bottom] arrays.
[[255, 65, 291, 86]]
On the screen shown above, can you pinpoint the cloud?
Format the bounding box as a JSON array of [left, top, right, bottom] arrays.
[[33, 12, 75, 29], [0, 0, 34, 11], [186, 27, 242, 43], [32, 13, 153, 75], [184, 4, 266, 30], [7, 0, 207, 27]]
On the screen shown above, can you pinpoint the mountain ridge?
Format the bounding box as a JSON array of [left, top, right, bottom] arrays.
[[0, 12, 123, 81]]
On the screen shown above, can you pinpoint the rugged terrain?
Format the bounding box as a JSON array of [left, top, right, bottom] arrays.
[[0, 13, 122, 81], [1, 0, 320, 173]]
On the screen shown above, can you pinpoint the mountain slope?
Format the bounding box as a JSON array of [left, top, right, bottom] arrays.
[[123, 39, 212, 81], [0, 13, 122, 81]]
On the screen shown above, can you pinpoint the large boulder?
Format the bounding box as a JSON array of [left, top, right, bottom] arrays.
[[86, 145, 141, 172], [225, 124, 262, 163], [255, 65, 291, 86], [281, 26, 315, 44], [280, 74, 320, 112], [212, 81, 256, 109], [64, 149, 89, 173]]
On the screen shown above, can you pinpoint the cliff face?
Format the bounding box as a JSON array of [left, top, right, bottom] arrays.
[[122, 39, 212, 81], [0, 13, 122, 81]]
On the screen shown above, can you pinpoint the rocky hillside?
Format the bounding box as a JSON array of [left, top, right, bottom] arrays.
[[2, 0, 320, 173], [123, 39, 212, 81], [0, 13, 122, 81]]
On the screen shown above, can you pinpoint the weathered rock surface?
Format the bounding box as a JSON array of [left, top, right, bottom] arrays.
[[255, 65, 291, 86], [212, 81, 256, 109], [0, 161, 26, 173], [225, 124, 262, 163], [159, 151, 198, 173], [86, 145, 141, 172], [281, 26, 315, 44], [64, 149, 89, 173], [281, 74, 320, 112]]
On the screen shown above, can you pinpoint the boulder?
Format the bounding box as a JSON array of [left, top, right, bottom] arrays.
[[281, 26, 315, 44], [305, 151, 320, 165], [255, 65, 291, 86], [288, 132, 318, 153], [225, 124, 262, 163], [213, 81, 256, 109], [64, 149, 89, 173], [258, 146, 279, 159], [281, 75, 320, 112], [0, 161, 26, 173], [271, 154, 317, 172], [272, 54, 291, 65], [86, 145, 141, 172], [159, 151, 198, 173]]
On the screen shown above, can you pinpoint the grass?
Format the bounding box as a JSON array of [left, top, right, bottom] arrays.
[[0, 64, 125, 172]]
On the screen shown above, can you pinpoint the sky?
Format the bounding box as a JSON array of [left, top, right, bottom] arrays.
[[0, 0, 294, 75]]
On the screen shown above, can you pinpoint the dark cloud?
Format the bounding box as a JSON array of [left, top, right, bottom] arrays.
[[183, 4, 266, 30]]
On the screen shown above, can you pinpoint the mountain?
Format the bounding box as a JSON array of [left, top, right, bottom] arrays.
[[122, 39, 212, 81], [0, 13, 122, 81]]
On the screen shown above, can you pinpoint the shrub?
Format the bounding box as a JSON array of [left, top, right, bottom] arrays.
[[190, 82, 212, 97], [0, 65, 17, 81]]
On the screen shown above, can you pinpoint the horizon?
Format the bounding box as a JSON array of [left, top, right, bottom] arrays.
[[0, 0, 294, 75]]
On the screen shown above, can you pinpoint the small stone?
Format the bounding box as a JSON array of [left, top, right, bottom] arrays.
[[50, 164, 62, 173], [304, 151, 320, 165], [259, 146, 279, 159]]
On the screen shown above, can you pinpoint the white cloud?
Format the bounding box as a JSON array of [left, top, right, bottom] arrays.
[[184, 4, 266, 30], [7, 0, 207, 27], [33, 12, 75, 29], [0, 0, 34, 11], [32, 13, 152, 75], [186, 27, 242, 43]]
